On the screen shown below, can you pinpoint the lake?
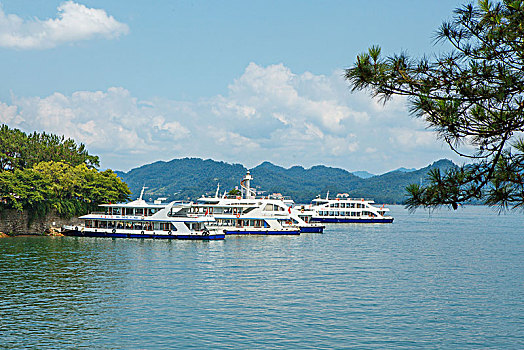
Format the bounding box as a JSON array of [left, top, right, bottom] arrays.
[[1, 205, 522, 349]]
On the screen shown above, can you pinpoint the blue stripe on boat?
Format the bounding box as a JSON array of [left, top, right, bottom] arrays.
[[299, 226, 324, 233], [224, 230, 300, 235], [311, 218, 394, 223], [63, 230, 225, 240]]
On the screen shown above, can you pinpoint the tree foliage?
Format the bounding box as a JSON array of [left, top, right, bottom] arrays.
[[0, 125, 130, 217], [345, 0, 524, 210], [0, 124, 99, 171], [228, 188, 241, 196]]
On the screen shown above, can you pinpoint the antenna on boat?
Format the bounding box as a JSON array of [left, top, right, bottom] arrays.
[[215, 183, 220, 198], [326, 191, 329, 200]]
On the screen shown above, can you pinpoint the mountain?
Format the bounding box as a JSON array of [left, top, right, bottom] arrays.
[[352, 171, 375, 179], [394, 167, 417, 173], [115, 158, 457, 204], [346, 159, 456, 204], [115, 158, 247, 201]]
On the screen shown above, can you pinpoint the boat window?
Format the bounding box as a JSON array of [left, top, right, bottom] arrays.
[[242, 207, 255, 214], [264, 204, 273, 211]]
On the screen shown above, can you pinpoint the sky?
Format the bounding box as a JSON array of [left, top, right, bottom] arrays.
[[0, 0, 468, 173]]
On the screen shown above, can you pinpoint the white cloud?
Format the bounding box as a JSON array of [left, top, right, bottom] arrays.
[[0, 102, 23, 124], [389, 127, 438, 149], [1, 63, 458, 172], [0, 1, 129, 49]]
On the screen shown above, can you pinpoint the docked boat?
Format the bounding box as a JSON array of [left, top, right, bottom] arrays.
[[304, 193, 394, 223], [175, 172, 323, 234], [62, 188, 225, 240]]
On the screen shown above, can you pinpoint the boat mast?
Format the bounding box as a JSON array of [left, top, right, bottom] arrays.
[[215, 183, 220, 198], [139, 186, 148, 201]]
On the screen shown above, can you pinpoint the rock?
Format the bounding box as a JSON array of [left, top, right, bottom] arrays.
[[45, 227, 64, 237]]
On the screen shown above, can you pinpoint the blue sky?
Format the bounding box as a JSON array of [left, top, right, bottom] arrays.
[[0, 0, 467, 173]]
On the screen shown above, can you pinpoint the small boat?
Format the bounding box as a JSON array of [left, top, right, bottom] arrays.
[[62, 188, 225, 240], [306, 193, 394, 223]]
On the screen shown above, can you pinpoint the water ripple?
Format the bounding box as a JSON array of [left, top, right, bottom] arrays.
[[0, 206, 523, 349]]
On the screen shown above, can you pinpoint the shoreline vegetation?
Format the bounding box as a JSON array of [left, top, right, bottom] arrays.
[[0, 125, 131, 236]]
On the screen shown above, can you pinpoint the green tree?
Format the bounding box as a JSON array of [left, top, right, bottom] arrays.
[[345, 0, 524, 210], [0, 124, 130, 218], [228, 188, 241, 196], [31, 161, 131, 217], [0, 125, 27, 171], [0, 125, 99, 171]]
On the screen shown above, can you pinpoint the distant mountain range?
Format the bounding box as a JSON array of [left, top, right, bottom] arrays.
[[115, 158, 456, 204], [351, 167, 416, 179], [351, 171, 375, 179]]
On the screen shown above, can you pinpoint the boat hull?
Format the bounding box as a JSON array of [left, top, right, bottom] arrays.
[[299, 226, 324, 233], [62, 229, 225, 240], [224, 229, 300, 235], [311, 217, 394, 224]]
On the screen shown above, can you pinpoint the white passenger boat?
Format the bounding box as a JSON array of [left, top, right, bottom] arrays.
[[176, 172, 323, 234], [62, 188, 225, 240], [305, 193, 394, 223]]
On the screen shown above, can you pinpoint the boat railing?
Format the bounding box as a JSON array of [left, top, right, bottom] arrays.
[[314, 197, 376, 202], [219, 194, 293, 201]]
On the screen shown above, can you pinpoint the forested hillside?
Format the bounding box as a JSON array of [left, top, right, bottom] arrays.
[[117, 158, 456, 204]]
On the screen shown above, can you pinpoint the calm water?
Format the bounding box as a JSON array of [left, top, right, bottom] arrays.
[[1, 205, 523, 349]]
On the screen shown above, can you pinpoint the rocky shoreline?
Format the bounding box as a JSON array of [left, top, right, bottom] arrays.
[[0, 227, 65, 238], [0, 209, 80, 237]]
